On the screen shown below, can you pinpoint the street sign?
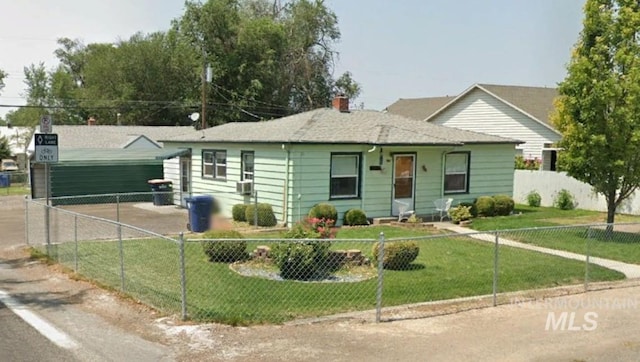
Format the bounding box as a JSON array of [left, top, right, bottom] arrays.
[[34, 133, 58, 163], [40, 116, 52, 133]]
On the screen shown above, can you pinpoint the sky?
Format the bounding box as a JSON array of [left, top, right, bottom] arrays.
[[0, 0, 585, 118]]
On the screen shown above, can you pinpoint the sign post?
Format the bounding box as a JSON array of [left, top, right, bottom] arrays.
[[37, 116, 56, 251]]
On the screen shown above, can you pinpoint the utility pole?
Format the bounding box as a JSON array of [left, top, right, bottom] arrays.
[[201, 50, 212, 130]]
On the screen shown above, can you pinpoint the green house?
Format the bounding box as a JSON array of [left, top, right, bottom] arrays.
[[160, 97, 521, 226]]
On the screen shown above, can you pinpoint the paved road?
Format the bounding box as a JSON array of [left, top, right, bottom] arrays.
[[0, 302, 77, 362]]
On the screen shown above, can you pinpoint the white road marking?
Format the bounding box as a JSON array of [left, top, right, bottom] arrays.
[[0, 289, 79, 349]]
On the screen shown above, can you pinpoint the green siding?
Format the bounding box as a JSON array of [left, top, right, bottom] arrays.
[[50, 164, 163, 204], [163, 141, 515, 226]]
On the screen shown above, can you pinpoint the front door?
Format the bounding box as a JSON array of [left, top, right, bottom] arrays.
[[392, 154, 415, 215], [179, 155, 192, 207]]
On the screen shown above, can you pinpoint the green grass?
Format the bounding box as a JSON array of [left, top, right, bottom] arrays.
[[470, 205, 640, 264], [43, 227, 624, 324], [0, 184, 30, 196]]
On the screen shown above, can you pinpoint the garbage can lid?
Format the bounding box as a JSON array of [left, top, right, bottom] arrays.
[[148, 179, 172, 185], [191, 195, 214, 203]]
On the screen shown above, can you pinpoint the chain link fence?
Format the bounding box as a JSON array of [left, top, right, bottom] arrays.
[[24, 197, 640, 324], [0, 171, 29, 196]]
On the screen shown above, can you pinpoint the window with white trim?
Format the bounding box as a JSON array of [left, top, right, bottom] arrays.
[[202, 150, 226, 179], [330, 153, 361, 198], [241, 151, 254, 181], [444, 152, 469, 194]]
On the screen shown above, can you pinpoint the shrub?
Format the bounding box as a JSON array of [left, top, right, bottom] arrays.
[[284, 217, 336, 239], [526, 190, 542, 207], [554, 189, 576, 210], [458, 201, 478, 218], [308, 203, 338, 222], [372, 240, 420, 270], [492, 195, 515, 216], [515, 155, 542, 170], [201, 230, 247, 262], [450, 205, 472, 223], [475, 196, 495, 217], [271, 240, 331, 280], [245, 203, 278, 227], [344, 208, 368, 226], [232, 204, 248, 222]]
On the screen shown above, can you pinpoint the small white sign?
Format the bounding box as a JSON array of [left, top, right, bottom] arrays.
[[34, 133, 58, 163], [40, 116, 52, 133]]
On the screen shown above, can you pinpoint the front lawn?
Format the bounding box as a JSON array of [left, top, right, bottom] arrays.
[[41, 226, 624, 324], [0, 184, 30, 196], [468, 205, 640, 264]]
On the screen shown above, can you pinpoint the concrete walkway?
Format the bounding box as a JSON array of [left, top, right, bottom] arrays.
[[442, 224, 640, 279]]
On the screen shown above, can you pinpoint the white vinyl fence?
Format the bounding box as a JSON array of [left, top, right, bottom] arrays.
[[514, 170, 640, 215]]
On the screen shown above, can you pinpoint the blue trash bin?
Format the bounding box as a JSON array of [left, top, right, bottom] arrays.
[[186, 195, 214, 232], [0, 173, 9, 188]]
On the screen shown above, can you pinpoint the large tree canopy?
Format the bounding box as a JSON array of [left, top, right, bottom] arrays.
[[7, 0, 359, 127], [553, 0, 640, 224]]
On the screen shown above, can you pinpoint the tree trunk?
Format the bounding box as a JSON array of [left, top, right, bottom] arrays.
[[605, 195, 617, 239]]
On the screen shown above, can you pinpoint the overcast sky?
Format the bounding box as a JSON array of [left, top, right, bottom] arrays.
[[0, 0, 584, 118]]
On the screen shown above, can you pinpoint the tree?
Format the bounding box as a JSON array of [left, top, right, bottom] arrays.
[[0, 68, 6, 95], [177, 0, 360, 125], [0, 136, 11, 159], [552, 0, 640, 225]]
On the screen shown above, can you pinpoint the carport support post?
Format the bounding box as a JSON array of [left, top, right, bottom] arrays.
[[493, 231, 499, 307], [375, 232, 385, 323], [585, 227, 592, 291], [179, 232, 187, 320]]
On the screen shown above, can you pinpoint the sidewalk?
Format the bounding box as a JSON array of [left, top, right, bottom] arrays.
[[443, 224, 640, 279]]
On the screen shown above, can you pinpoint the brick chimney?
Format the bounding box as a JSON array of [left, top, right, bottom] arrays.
[[87, 117, 97, 126], [332, 94, 349, 112]]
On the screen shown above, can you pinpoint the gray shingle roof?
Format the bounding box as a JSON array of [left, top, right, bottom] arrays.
[[40, 125, 194, 149], [478, 84, 558, 127], [384, 96, 457, 120], [162, 109, 520, 145], [386, 84, 559, 129]]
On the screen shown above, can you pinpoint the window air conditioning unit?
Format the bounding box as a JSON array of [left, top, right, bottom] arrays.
[[236, 180, 253, 195]]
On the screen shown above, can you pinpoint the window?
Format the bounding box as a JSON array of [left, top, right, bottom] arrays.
[[202, 150, 226, 179], [330, 153, 361, 198], [444, 152, 469, 194], [241, 151, 254, 181]]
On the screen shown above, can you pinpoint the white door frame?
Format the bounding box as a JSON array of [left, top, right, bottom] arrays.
[[179, 155, 192, 207]]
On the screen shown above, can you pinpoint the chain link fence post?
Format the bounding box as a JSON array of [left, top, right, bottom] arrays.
[[493, 230, 499, 307], [375, 231, 385, 323], [585, 226, 592, 291], [253, 190, 258, 227], [24, 196, 29, 246], [74, 214, 78, 273], [179, 232, 187, 321], [118, 221, 125, 292], [116, 194, 120, 223]]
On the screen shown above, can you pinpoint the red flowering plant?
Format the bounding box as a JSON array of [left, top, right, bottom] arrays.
[[284, 217, 337, 239]]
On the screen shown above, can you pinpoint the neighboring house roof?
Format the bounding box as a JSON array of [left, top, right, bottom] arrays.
[[384, 96, 457, 121], [27, 125, 194, 152], [161, 108, 520, 145], [386, 83, 559, 133]]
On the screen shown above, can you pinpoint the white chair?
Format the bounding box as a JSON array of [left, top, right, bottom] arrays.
[[394, 200, 415, 222], [433, 198, 453, 221]]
